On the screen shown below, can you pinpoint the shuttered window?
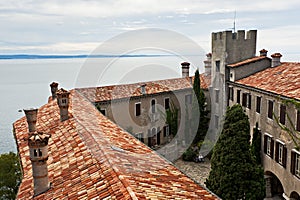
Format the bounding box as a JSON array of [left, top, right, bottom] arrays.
[[268, 100, 274, 119], [280, 104, 286, 125], [256, 96, 261, 113]]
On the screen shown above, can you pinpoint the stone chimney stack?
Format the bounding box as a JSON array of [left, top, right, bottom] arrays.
[[204, 53, 212, 75], [50, 82, 59, 100], [27, 132, 51, 196], [24, 108, 38, 133], [56, 88, 70, 121], [181, 62, 190, 78], [260, 49, 268, 57], [271, 53, 282, 68]]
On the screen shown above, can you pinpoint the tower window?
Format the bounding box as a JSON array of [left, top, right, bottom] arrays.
[[34, 149, 38, 157], [216, 60, 220, 72]]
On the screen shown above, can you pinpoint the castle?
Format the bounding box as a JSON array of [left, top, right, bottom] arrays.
[[14, 29, 300, 199]]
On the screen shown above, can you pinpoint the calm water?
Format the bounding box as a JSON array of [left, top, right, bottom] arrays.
[[0, 56, 198, 154]]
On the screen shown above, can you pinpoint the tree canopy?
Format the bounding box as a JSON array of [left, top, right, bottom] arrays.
[[0, 152, 21, 200], [206, 104, 265, 199], [192, 69, 209, 144]]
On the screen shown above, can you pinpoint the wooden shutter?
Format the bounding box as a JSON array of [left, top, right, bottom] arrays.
[[291, 151, 296, 175], [268, 100, 273, 119], [248, 94, 252, 109], [270, 139, 274, 158], [264, 135, 268, 154], [275, 142, 279, 162], [282, 146, 287, 168], [297, 110, 300, 132]]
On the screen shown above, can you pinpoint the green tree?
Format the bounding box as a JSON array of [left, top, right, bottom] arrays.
[[0, 152, 21, 200], [251, 123, 262, 165], [165, 101, 179, 136], [192, 69, 209, 144], [274, 99, 300, 150], [206, 105, 265, 199]]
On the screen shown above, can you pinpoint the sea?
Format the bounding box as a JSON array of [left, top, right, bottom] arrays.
[[0, 55, 202, 154]]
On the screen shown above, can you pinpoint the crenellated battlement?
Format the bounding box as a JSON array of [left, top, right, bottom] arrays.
[[213, 30, 257, 41]]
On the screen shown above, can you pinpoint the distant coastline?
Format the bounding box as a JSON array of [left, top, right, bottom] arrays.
[[0, 54, 174, 60]]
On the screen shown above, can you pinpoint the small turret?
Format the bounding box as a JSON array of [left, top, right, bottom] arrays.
[[56, 88, 70, 121], [204, 53, 212, 75]]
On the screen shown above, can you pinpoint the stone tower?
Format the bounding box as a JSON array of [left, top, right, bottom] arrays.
[[209, 30, 257, 140], [24, 108, 51, 196], [56, 88, 70, 121]]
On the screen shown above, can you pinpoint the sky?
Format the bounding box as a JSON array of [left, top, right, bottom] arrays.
[[1, 0, 300, 61]]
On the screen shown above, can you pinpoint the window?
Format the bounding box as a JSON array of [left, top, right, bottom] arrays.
[[229, 87, 234, 101], [151, 99, 156, 113], [268, 100, 274, 119], [296, 110, 300, 132], [215, 115, 219, 129], [164, 98, 170, 110], [163, 125, 169, 137], [291, 150, 300, 178], [247, 94, 252, 109], [185, 94, 192, 105], [275, 141, 287, 167], [264, 134, 274, 158], [135, 103, 141, 116], [215, 90, 219, 103], [256, 96, 261, 113], [34, 149, 38, 157], [279, 104, 286, 125], [237, 90, 241, 104], [100, 109, 106, 116], [216, 60, 220, 72], [242, 93, 247, 107], [62, 99, 67, 104]]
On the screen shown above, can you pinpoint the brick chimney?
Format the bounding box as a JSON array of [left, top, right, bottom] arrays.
[[181, 62, 190, 78], [27, 132, 51, 196], [50, 82, 58, 100], [56, 88, 70, 121], [204, 53, 212, 75], [24, 108, 38, 133], [271, 53, 282, 68], [260, 49, 268, 56]]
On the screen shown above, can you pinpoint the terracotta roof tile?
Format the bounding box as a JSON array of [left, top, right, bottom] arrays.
[[76, 75, 210, 103], [14, 89, 219, 199], [227, 56, 270, 68], [237, 62, 300, 100]]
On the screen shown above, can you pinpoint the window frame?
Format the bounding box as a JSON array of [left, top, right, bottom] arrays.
[[256, 96, 261, 114], [151, 99, 156, 114]]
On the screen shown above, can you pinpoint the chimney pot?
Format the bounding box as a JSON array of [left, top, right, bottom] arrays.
[[56, 88, 70, 121], [259, 49, 268, 56], [204, 53, 212, 75], [181, 62, 190, 78], [50, 82, 59, 100], [27, 132, 51, 195], [24, 108, 38, 133], [271, 53, 282, 67]]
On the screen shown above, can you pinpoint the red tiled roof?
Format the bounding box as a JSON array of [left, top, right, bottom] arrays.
[[76, 75, 211, 103], [14, 90, 218, 199], [237, 62, 300, 100], [227, 56, 270, 68]]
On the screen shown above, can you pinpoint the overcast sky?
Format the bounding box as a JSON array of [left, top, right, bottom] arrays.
[[1, 0, 300, 61]]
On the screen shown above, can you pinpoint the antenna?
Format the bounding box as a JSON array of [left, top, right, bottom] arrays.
[[233, 11, 236, 33]]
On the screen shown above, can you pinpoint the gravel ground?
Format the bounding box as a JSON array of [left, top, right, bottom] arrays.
[[174, 158, 211, 187]]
